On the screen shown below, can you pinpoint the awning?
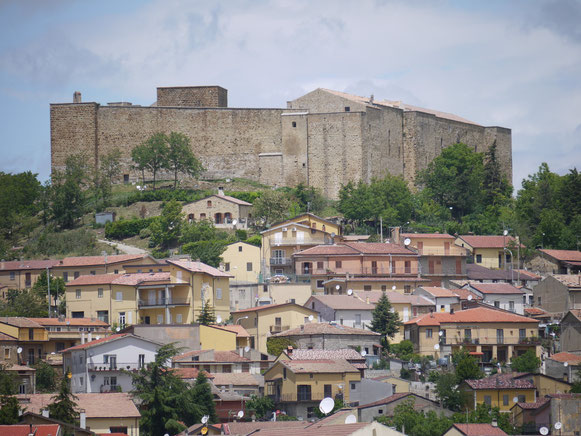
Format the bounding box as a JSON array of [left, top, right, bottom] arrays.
[[469, 352, 484, 356]]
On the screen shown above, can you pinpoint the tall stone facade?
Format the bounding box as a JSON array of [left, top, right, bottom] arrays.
[[50, 86, 512, 199]]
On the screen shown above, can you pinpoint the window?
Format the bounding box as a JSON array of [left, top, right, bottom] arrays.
[[509, 301, 515, 312], [309, 373, 314, 379], [19, 384, 26, 394], [538, 296, 542, 305], [239, 245, 243, 252], [119, 312, 126, 327], [283, 368, 287, 379], [364, 285, 372, 291], [97, 311, 109, 323], [404, 285, 411, 294], [116, 291, 123, 301], [217, 288, 222, 300], [355, 314, 361, 325], [519, 329, 526, 340], [464, 329, 472, 341], [139, 354, 145, 369], [381, 285, 387, 292], [114, 270, 118, 274], [176, 314, 183, 323], [324, 384, 332, 398], [378, 409, 384, 414], [518, 395, 526, 402], [292, 121, 297, 127], [335, 260, 342, 268], [426, 329, 433, 338], [157, 315, 163, 324], [72, 311, 84, 318], [79, 376, 84, 386], [207, 200, 212, 207], [25, 272, 31, 287], [123, 174, 129, 183], [496, 329, 504, 344], [63, 272, 68, 282], [484, 395, 491, 406], [29, 329, 34, 340], [317, 261, 324, 270], [297, 385, 312, 401], [351, 382, 356, 390], [76, 289, 81, 299], [74, 272, 80, 279], [200, 213, 206, 219], [9, 272, 15, 280], [404, 260, 411, 274], [494, 301, 500, 308], [98, 288, 103, 298], [4, 348, 10, 359], [247, 262, 253, 271], [476, 254, 482, 263], [503, 395, 509, 406], [316, 280, 324, 289], [344, 106, 350, 112], [90, 270, 96, 275], [104, 376, 110, 385], [371, 261, 378, 274]]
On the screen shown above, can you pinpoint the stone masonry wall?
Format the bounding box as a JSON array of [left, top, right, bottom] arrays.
[[156, 86, 227, 107]]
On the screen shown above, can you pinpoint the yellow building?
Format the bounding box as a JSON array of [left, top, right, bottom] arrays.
[[261, 213, 339, 279], [462, 373, 536, 411], [221, 241, 261, 283], [264, 358, 361, 419], [209, 324, 251, 349], [455, 235, 522, 270], [65, 259, 231, 328], [198, 325, 237, 351], [0, 260, 59, 291], [182, 189, 253, 229], [404, 306, 540, 362], [29, 317, 110, 355], [372, 375, 411, 394], [231, 303, 319, 354], [443, 423, 508, 436], [53, 254, 156, 283], [0, 317, 48, 366]]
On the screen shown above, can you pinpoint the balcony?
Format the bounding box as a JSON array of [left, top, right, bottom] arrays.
[[100, 384, 120, 393], [138, 297, 189, 308], [88, 362, 144, 371], [270, 257, 293, 266], [270, 325, 290, 334], [279, 392, 326, 402]]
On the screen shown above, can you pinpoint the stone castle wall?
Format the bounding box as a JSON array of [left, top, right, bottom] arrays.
[[50, 86, 512, 199]]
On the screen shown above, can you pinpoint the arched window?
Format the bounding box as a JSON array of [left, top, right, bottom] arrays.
[[215, 213, 222, 224], [207, 200, 212, 207]]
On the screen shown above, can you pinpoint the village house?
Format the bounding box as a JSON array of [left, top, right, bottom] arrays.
[[455, 235, 522, 270], [0, 260, 59, 291], [0, 317, 48, 366], [304, 295, 374, 330], [172, 349, 260, 374], [278, 348, 367, 372], [357, 392, 453, 423], [29, 318, 110, 355], [545, 352, 581, 383], [533, 274, 581, 315], [404, 306, 540, 362], [461, 373, 537, 412], [465, 264, 541, 289], [220, 241, 261, 311], [181, 188, 253, 229], [510, 393, 581, 436], [443, 423, 508, 436], [560, 309, 581, 353], [463, 282, 526, 315], [413, 286, 460, 313], [52, 254, 156, 283], [536, 249, 581, 274]]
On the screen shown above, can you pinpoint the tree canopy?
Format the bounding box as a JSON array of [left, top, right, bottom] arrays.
[[370, 291, 402, 348], [509, 349, 541, 373]]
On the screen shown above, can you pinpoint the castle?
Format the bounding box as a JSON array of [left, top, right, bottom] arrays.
[[50, 86, 512, 199]]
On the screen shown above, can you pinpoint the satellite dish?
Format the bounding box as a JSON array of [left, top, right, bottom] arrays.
[[503, 230, 509, 236], [335, 285, 341, 290], [554, 422, 562, 430], [513, 396, 519, 403], [232, 219, 238, 226], [216, 315, 222, 323], [404, 238, 411, 246], [344, 414, 357, 424], [319, 397, 335, 415], [467, 295, 473, 301], [201, 415, 209, 424], [434, 344, 440, 350], [347, 289, 353, 296], [116, 327, 121, 332], [17, 347, 22, 354], [438, 331, 444, 337], [237, 410, 244, 419], [361, 350, 367, 357], [244, 346, 250, 353], [308, 315, 314, 322], [564, 362, 569, 367], [392, 285, 396, 290], [331, 232, 336, 237], [95, 336, 100, 340], [540, 427, 549, 435]]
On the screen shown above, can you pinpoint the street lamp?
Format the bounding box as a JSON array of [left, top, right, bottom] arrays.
[[236, 316, 249, 325]]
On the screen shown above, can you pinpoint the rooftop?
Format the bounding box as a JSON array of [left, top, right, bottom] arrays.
[[55, 254, 150, 267], [270, 322, 380, 337], [173, 350, 250, 363], [210, 372, 260, 386], [166, 259, 232, 277], [467, 283, 524, 295], [418, 286, 459, 298], [539, 249, 581, 262], [401, 233, 455, 239], [61, 333, 135, 352], [188, 193, 252, 206], [210, 324, 251, 338], [548, 352, 581, 365], [0, 424, 61, 436], [457, 235, 520, 249], [448, 288, 482, 301], [0, 317, 43, 328], [278, 358, 359, 374], [294, 242, 416, 257], [28, 318, 109, 327], [450, 423, 508, 436], [550, 274, 581, 288], [466, 264, 537, 281], [232, 302, 316, 314], [405, 307, 538, 326], [464, 373, 534, 390], [286, 348, 365, 361], [357, 392, 413, 408], [307, 295, 373, 310], [354, 290, 435, 306], [515, 397, 551, 410], [66, 272, 171, 287], [0, 260, 59, 271]]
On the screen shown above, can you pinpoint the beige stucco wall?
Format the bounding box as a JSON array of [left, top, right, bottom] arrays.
[[222, 242, 261, 283]]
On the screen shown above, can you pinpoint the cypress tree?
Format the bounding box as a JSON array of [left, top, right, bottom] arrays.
[[370, 291, 402, 348]]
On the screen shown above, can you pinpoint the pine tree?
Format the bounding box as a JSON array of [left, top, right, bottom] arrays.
[[483, 142, 512, 207], [370, 291, 402, 348], [197, 299, 216, 325], [191, 371, 218, 423], [48, 372, 79, 425], [0, 365, 19, 425]]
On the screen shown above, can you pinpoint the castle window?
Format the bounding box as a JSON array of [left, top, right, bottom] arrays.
[[123, 174, 129, 183], [292, 121, 297, 127], [345, 107, 350, 112], [207, 200, 212, 207]]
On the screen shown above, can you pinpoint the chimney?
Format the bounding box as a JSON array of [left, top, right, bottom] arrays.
[[218, 187, 225, 196], [42, 409, 49, 418], [81, 332, 85, 344], [80, 411, 86, 429], [491, 419, 498, 427], [73, 91, 82, 103], [287, 346, 293, 354], [430, 312, 434, 318], [369, 94, 374, 104], [87, 332, 92, 343], [450, 308, 454, 314], [239, 348, 243, 357]]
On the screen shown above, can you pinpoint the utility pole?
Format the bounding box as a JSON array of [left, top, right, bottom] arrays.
[[46, 267, 51, 318]]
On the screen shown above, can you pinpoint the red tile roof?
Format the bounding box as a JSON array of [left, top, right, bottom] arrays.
[[171, 367, 212, 380], [56, 254, 149, 267], [515, 397, 550, 410], [278, 358, 359, 374], [307, 295, 373, 310], [0, 317, 43, 328], [418, 286, 459, 298], [173, 350, 250, 363], [0, 332, 17, 341], [270, 322, 380, 337], [405, 307, 538, 326], [232, 302, 316, 314], [451, 423, 508, 436], [29, 318, 109, 327], [458, 235, 521, 249], [0, 424, 61, 436], [0, 260, 59, 271], [401, 233, 455, 239], [551, 274, 581, 288], [287, 349, 366, 364], [210, 324, 251, 338], [189, 194, 252, 206], [540, 249, 581, 262], [548, 352, 581, 365], [61, 333, 128, 352], [66, 272, 171, 287], [468, 283, 524, 295], [524, 307, 548, 316], [357, 392, 412, 408], [294, 242, 416, 257], [167, 259, 232, 277], [343, 242, 417, 255], [328, 276, 429, 283], [464, 373, 534, 390], [466, 264, 530, 281], [449, 288, 482, 301], [211, 372, 260, 386]]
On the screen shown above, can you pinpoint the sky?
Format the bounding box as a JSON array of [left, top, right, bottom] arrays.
[[0, 0, 580, 190]]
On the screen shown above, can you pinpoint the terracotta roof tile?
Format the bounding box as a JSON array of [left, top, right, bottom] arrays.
[[464, 373, 534, 390], [551, 274, 581, 288], [516, 397, 550, 410], [210, 324, 251, 338], [278, 358, 359, 374], [342, 242, 417, 255], [17, 392, 140, 418], [418, 286, 459, 298], [0, 332, 17, 341], [307, 295, 373, 310], [29, 318, 109, 327], [171, 367, 212, 380], [210, 372, 260, 386], [167, 259, 232, 277], [0, 260, 59, 271], [405, 307, 538, 326], [458, 235, 521, 249], [354, 290, 434, 306], [111, 272, 170, 286], [0, 317, 43, 328], [232, 302, 316, 314], [270, 322, 380, 337], [326, 276, 429, 283], [188, 194, 252, 206], [513, 270, 542, 280], [65, 274, 119, 286], [0, 424, 61, 436], [215, 421, 306, 435], [468, 283, 524, 295], [548, 352, 581, 365], [540, 249, 581, 262], [357, 392, 412, 408], [173, 350, 250, 363], [56, 254, 149, 267], [61, 334, 128, 352], [287, 348, 366, 361], [466, 264, 527, 281], [524, 307, 548, 316], [451, 423, 508, 436], [293, 245, 359, 256], [449, 288, 482, 301], [401, 233, 455, 239]]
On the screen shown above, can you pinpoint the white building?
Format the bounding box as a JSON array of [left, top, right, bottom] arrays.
[[62, 333, 161, 394], [412, 286, 460, 313], [304, 295, 374, 329], [464, 283, 526, 315]]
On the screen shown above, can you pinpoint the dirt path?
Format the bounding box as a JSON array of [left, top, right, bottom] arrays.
[[98, 239, 149, 255]]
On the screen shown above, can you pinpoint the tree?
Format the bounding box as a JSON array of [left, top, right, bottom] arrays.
[[50, 154, 89, 229], [189, 371, 217, 424], [570, 367, 581, 393], [93, 147, 122, 208], [266, 337, 297, 357], [197, 300, 216, 325], [246, 395, 275, 420], [417, 143, 484, 219], [370, 291, 402, 348], [165, 132, 204, 188], [252, 190, 291, 228], [0, 171, 41, 241], [453, 348, 483, 384], [482, 142, 512, 208], [377, 397, 453, 436], [290, 183, 327, 215], [48, 372, 79, 425], [182, 241, 227, 268], [149, 199, 184, 249], [390, 340, 414, 360], [510, 349, 541, 373], [33, 271, 66, 315], [0, 289, 48, 317], [435, 371, 463, 411], [34, 361, 57, 393], [131, 133, 169, 189]]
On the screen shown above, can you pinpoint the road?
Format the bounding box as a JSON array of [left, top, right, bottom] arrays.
[[98, 239, 149, 255]]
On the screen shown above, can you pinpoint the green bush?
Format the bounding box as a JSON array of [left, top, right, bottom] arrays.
[[105, 217, 155, 239], [225, 191, 261, 204], [139, 227, 152, 239], [23, 228, 97, 257], [246, 235, 262, 247]]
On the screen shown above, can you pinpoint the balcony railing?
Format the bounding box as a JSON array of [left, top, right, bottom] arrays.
[[138, 297, 189, 307], [444, 336, 540, 346], [279, 392, 326, 402], [270, 257, 293, 266], [88, 362, 144, 371], [270, 325, 290, 333], [100, 384, 120, 393]]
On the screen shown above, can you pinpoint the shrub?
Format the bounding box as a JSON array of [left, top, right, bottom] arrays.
[[139, 227, 152, 239], [105, 217, 155, 239], [246, 235, 262, 247]]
